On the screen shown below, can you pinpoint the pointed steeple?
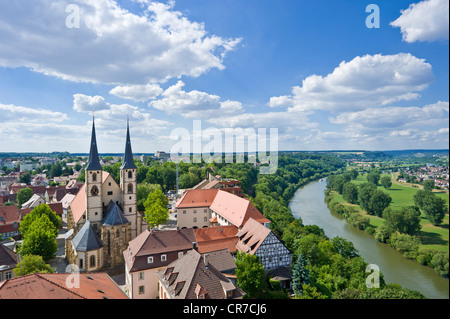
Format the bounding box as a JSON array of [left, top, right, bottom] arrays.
[[85, 116, 102, 171], [120, 118, 137, 170]]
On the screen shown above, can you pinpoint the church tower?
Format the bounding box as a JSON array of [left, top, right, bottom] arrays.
[[85, 117, 103, 232], [120, 119, 139, 239]]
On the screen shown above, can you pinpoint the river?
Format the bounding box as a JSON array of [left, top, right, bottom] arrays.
[[289, 179, 449, 299]]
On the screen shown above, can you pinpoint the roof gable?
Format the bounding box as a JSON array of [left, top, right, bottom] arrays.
[[71, 220, 104, 252]]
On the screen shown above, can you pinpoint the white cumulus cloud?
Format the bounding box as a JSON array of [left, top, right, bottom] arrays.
[[390, 0, 449, 43]]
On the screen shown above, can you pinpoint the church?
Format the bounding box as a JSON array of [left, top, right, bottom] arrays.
[[65, 118, 147, 272]]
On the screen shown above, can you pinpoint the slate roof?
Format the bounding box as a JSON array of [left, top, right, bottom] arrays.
[[102, 200, 129, 226], [120, 119, 137, 170], [85, 119, 102, 171], [71, 220, 104, 252]]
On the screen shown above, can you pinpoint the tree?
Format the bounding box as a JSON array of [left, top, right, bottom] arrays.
[[18, 172, 31, 185], [235, 251, 266, 298], [380, 176, 392, 189], [292, 253, 310, 296], [342, 182, 358, 204], [331, 236, 359, 259], [383, 207, 421, 235], [367, 190, 392, 217], [143, 189, 169, 228], [423, 179, 435, 191], [366, 170, 381, 185], [13, 254, 55, 276], [349, 168, 359, 180], [413, 189, 432, 208], [20, 214, 58, 261], [17, 187, 34, 207], [422, 195, 447, 226], [357, 182, 377, 212], [19, 204, 61, 238], [137, 183, 162, 212], [49, 162, 62, 178]]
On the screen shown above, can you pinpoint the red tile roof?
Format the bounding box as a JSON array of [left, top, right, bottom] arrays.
[[0, 273, 128, 299], [194, 225, 239, 254], [176, 189, 218, 208]]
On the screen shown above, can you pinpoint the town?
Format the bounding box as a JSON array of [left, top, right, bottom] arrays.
[[0, 119, 291, 299]]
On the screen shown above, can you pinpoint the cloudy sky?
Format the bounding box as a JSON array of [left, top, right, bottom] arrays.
[[0, 0, 448, 153]]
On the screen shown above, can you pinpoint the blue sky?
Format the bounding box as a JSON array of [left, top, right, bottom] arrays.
[[0, 0, 448, 154]]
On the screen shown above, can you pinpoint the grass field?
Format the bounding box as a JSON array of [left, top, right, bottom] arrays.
[[333, 173, 449, 252]]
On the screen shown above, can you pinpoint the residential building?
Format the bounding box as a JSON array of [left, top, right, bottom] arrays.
[[236, 217, 292, 286], [20, 193, 45, 209], [176, 189, 270, 230], [19, 161, 37, 172], [123, 228, 196, 299], [0, 273, 128, 299], [0, 206, 20, 240], [0, 242, 19, 282], [156, 249, 245, 299]]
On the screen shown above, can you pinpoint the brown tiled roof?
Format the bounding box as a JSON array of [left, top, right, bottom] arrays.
[[235, 217, 271, 254], [125, 228, 197, 272], [156, 249, 244, 299], [176, 189, 218, 208], [69, 184, 86, 223], [0, 206, 20, 233], [194, 225, 238, 254], [0, 273, 128, 299], [9, 185, 46, 195], [210, 190, 270, 227], [207, 249, 237, 273]]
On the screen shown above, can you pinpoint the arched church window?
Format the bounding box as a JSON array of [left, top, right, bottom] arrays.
[[128, 170, 133, 179], [128, 183, 133, 194], [107, 231, 111, 255], [93, 173, 97, 181], [91, 186, 99, 196]]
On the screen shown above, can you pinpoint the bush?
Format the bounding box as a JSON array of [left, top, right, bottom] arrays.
[[365, 226, 376, 236], [389, 233, 421, 259], [429, 252, 449, 277]]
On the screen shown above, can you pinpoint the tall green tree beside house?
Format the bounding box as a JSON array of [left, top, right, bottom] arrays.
[[19, 204, 61, 238], [19, 214, 58, 261], [235, 252, 267, 298], [17, 187, 33, 207], [14, 254, 55, 276], [292, 253, 310, 296], [143, 189, 169, 229]]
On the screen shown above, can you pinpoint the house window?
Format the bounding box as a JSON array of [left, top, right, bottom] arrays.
[[139, 272, 144, 280], [90, 255, 96, 268], [193, 217, 197, 223], [178, 252, 183, 258], [5, 271, 12, 280], [161, 254, 167, 262], [183, 210, 186, 214], [107, 191, 113, 195], [204, 209, 207, 213], [147, 256, 153, 264], [139, 286, 145, 294], [79, 258, 84, 269], [193, 210, 197, 214], [204, 217, 208, 222]]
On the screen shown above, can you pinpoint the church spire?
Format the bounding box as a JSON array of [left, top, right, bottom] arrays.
[[120, 118, 137, 170], [85, 116, 102, 171]]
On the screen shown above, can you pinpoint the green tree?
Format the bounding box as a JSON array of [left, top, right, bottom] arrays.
[[291, 253, 310, 296], [137, 183, 162, 212], [331, 237, 359, 259], [143, 189, 169, 228], [19, 204, 61, 238], [422, 195, 447, 226], [17, 187, 34, 207], [366, 190, 392, 217], [18, 172, 32, 185], [423, 179, 435, 191], [13, 254, 55, 276], [413, 189, 433, 208], [235, 251, 267, 298], [342, 182, 358, 204], [49, 162, 62, 178], [366, 170, 381, 185], [383, 207, 421, 235], [349, 168, 359, 180], [358, 182, 377, 212], [20, 214, 58, 261], [380, 176, 392, 189]]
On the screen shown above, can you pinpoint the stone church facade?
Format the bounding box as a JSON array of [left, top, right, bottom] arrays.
[[65, 118, 146, 272]]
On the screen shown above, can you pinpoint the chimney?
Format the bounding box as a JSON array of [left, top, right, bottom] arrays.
[[204, 254, 209, 268], [192, 242, 197, 251]]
